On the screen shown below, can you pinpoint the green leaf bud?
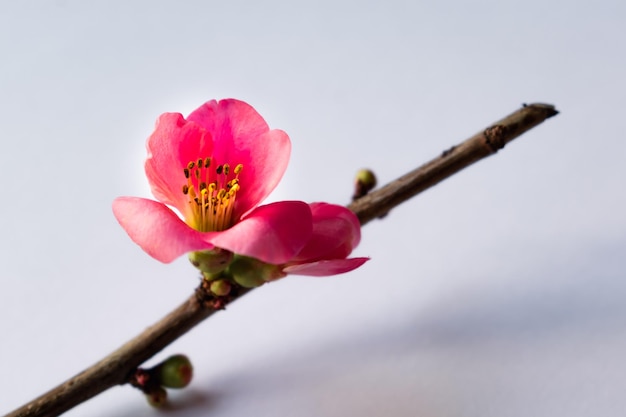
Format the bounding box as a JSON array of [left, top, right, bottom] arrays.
[[157, 354, 193, 389], [209, 279, 232, 296], [353, 168, 377, 199], [146, 386, 168, 408]]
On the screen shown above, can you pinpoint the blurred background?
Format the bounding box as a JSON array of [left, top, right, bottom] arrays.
[[1, 1, 625, 416]]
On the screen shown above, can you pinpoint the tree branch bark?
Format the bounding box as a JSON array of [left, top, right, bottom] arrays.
[[4, 103, 558, 417], [347, 103, 558, 224]]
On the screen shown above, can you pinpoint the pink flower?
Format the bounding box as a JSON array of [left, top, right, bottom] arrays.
[[282, 202, 369, 276], [227, 202, 368, 287], [112, 99, 313, 264]]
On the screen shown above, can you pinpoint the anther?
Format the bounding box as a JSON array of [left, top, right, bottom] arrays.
[[226, 179, 238, 189], [179, 157, 243, 232]]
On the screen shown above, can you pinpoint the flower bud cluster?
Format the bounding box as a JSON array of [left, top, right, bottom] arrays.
[[190, 250, 286, 293], [132, 354, 194, 408]]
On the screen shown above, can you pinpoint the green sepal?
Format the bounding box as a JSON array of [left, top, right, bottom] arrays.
[[189, 249, 233, 274], [227, 255, 286, 288]]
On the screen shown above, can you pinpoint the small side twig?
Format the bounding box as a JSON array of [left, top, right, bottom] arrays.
[[4, 103, 558, 417], [347, 103, 558, 224]]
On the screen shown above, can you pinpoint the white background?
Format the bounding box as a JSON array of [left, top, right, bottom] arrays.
[[1, 1, 625, 416]]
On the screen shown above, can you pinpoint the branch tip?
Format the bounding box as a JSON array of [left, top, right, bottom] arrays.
[[523, 102, 559, 118]]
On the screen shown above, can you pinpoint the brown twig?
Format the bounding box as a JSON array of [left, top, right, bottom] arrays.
[[4, 103, 558, 417], [348, 103, 558, 224]]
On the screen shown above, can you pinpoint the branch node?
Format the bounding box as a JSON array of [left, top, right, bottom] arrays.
[[441, 145, 457, 157], [195, 279, 247, 310], [195, 281, 225, 310], [484, 124, 507, 152]]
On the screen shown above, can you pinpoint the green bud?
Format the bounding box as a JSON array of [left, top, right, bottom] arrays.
[[209, 279, 231, 296], [231, 270, 266, 288], [146, 386, 168, 408], [353, 168, 377, 199], [158, 354, 193, 389], [227, 256, 286, 288], [355, 168, 377, 188], [189, 249, 233, 275]]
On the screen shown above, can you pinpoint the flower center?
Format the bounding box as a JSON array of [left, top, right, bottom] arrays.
[[182, 158, 243, 232]]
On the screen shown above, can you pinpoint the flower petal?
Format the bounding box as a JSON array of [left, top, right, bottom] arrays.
[[187, 99, 269, 147], [187, 99, 291, 220], [207, 201, 312, 264], [112, 197, 214, 263], [291, 203, 362, 263], [283, 258, 369, 276], [144, 113, 212, 217]]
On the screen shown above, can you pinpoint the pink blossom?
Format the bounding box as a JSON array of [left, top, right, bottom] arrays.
[[113, 99, 313, 264], [281, 202, 369, 276], [227, 203, 368, 287]]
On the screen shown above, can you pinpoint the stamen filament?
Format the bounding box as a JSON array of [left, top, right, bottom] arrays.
[[181, 157, 243, 232]]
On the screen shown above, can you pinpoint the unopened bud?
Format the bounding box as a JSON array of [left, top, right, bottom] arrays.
[[209, 279, 232, 296], [353, 168, 377, 199], [227, 256, 286, 288], [146, 386, 168, 408], [158, 354, 193, 389], [189, 249, 233, 275]]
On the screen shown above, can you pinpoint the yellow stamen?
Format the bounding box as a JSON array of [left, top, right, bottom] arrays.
[[181, 157, 244, 232]]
